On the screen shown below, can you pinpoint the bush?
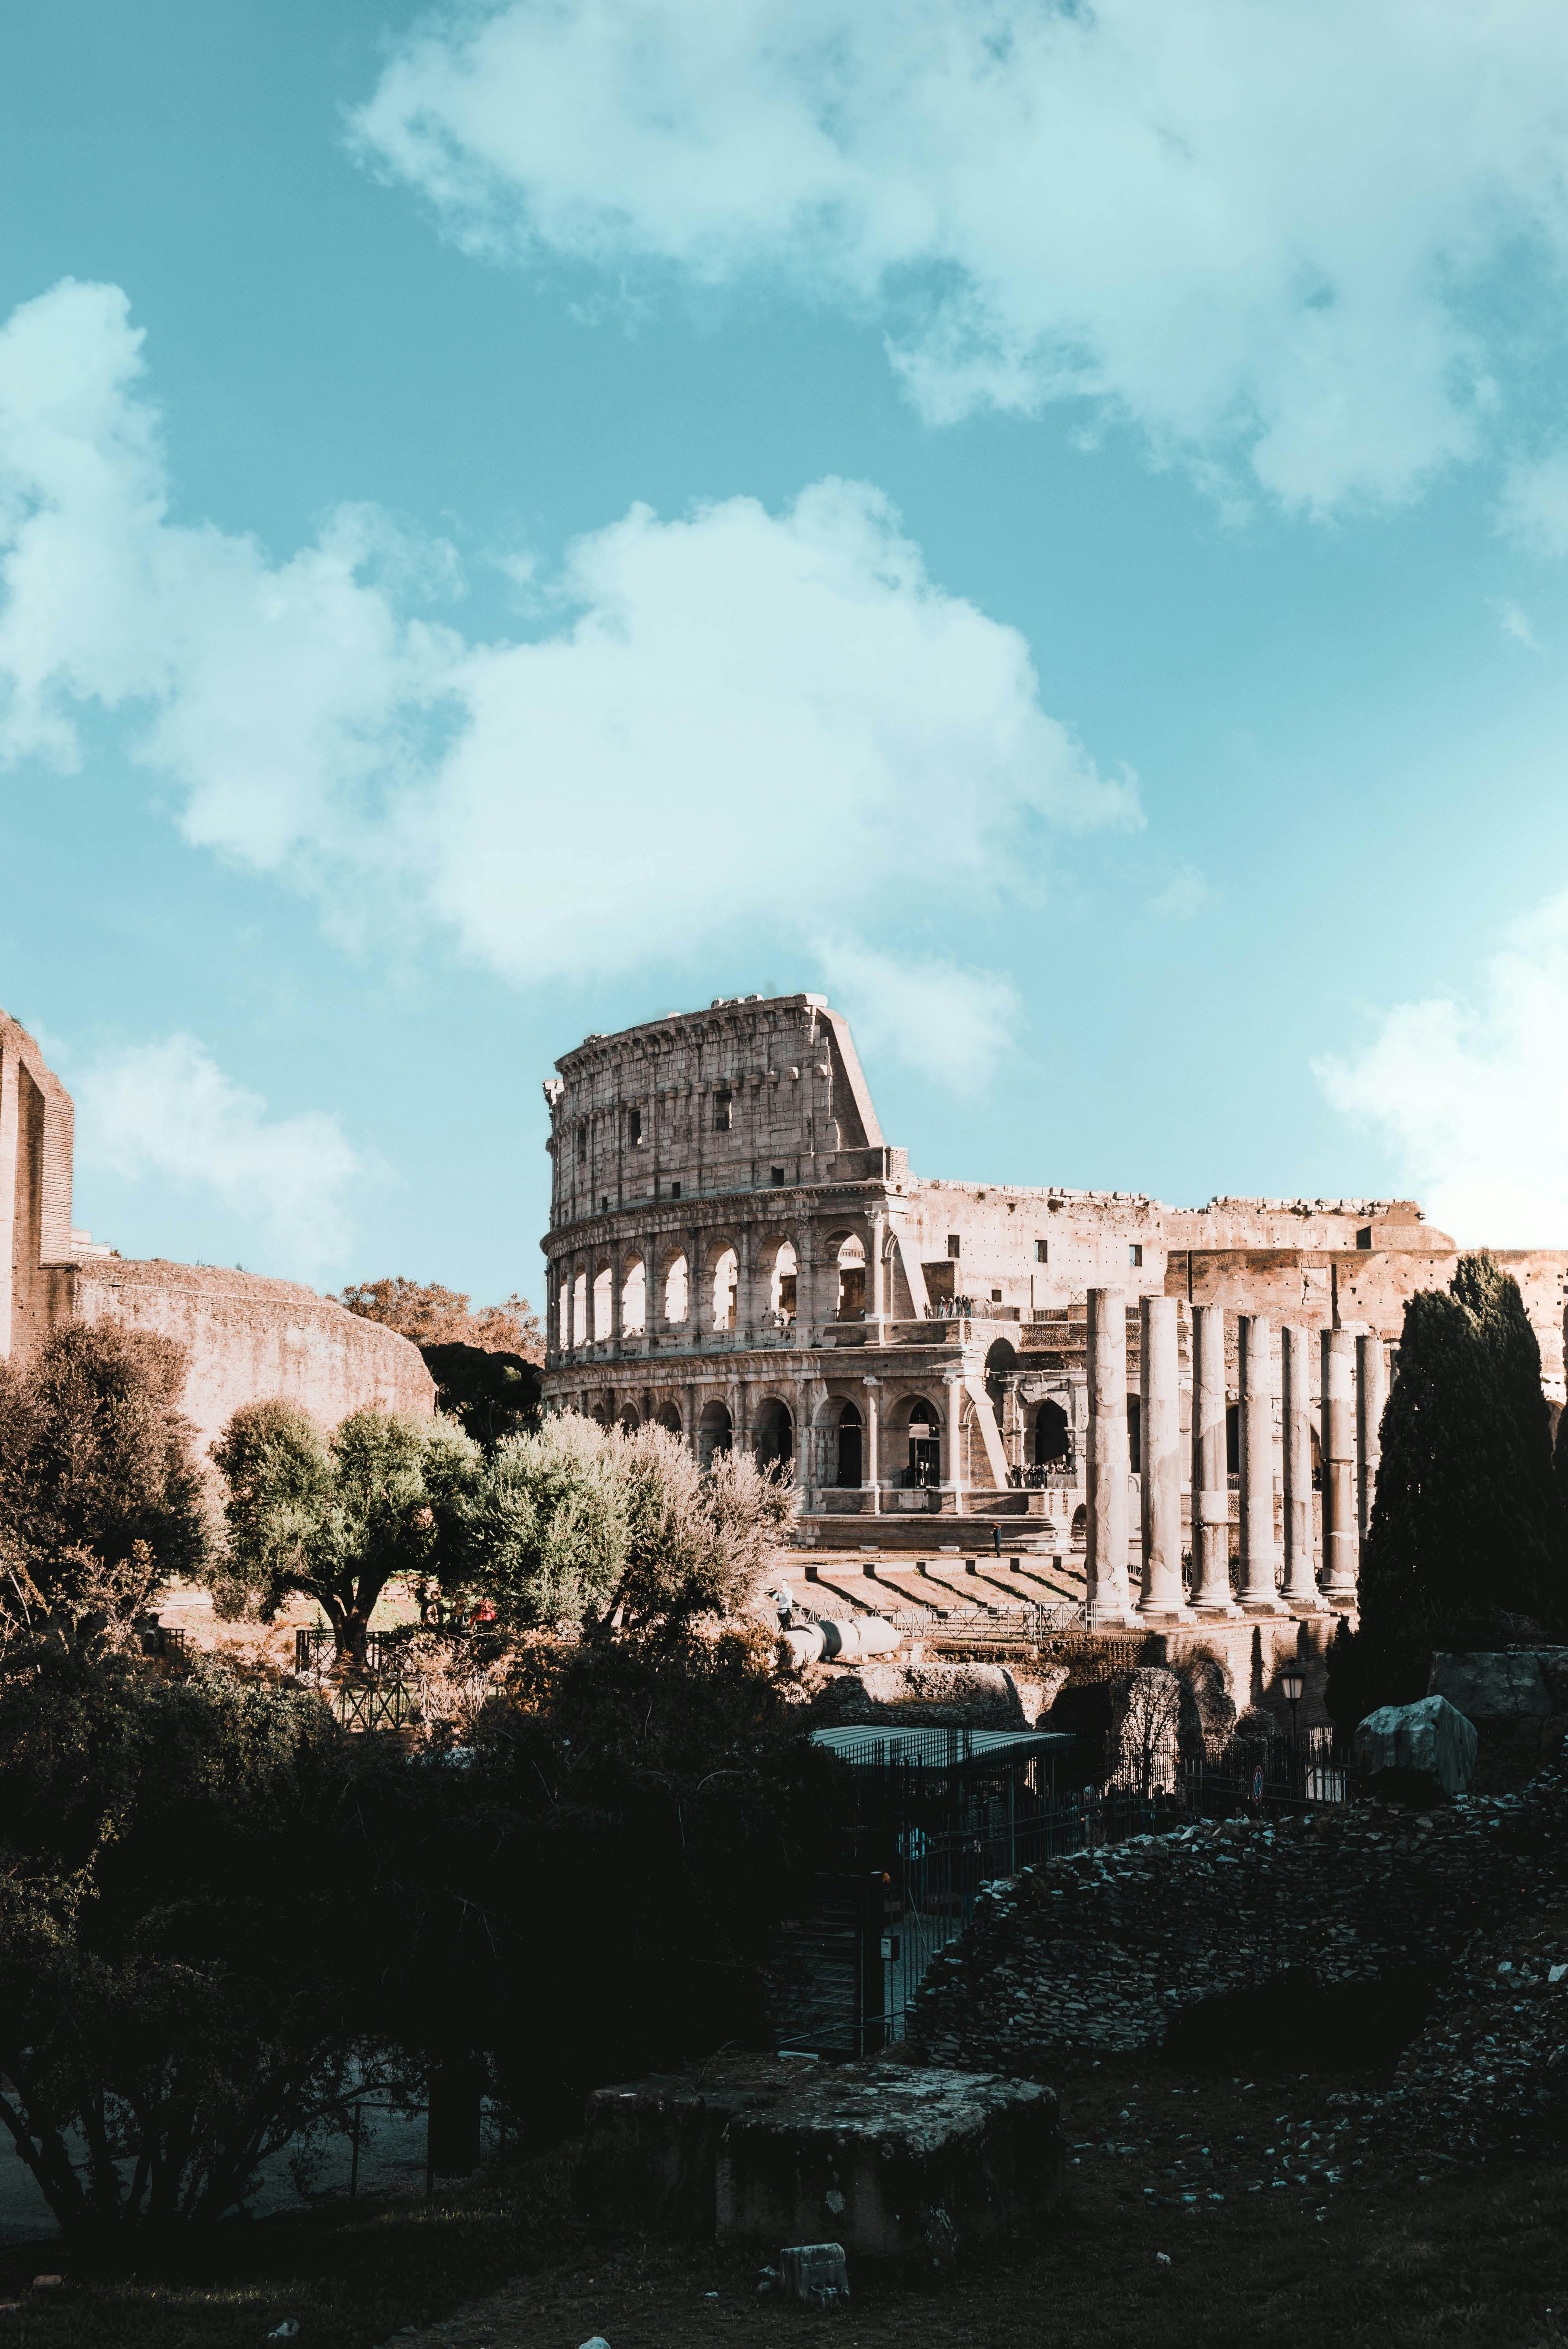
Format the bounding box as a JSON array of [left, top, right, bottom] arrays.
[[0, 1322, 206, 1626]]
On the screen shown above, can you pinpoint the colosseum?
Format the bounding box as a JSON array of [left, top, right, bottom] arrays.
[[540, 991, 1568, 1630], [2, 1008, 433, 1454]]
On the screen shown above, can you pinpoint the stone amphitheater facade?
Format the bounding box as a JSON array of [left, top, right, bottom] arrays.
[[539, 991, 1568, 1628], [1, 1009, 432, 1457]]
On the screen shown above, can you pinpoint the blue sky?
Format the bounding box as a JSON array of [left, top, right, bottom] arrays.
[[7, 0, 1568, 1303]]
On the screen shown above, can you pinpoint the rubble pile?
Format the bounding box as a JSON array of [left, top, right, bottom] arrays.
[[912, 1758, 1568, 2070], [1379, 1919, 1568, 2153]]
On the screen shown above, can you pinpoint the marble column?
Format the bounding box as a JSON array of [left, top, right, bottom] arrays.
[[1279, 1324, 1321, 1610], [1320, 1328, 1358, 1601], [1138, 1295, 1184, 1618], [863, 1375, 881, 1515], [609, 1244, 624, 1354], [1190, 1303, 1236, 1614], [1237, 1314, 1281, 1613], [736, 1227, 753, 1340], [1356, 1332, 1387, 1551], [943, 1371, 968, 1515], [1085, 1288, 1134, 1622], [643, 1239, 660, 1354], [867, 1210, 887, 1322]]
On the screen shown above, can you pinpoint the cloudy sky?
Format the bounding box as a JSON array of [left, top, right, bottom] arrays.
[[8, 0, 1568, 1299]]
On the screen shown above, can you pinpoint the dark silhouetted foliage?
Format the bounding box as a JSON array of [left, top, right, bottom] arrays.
[[1328, 1254, 1567, 1734]]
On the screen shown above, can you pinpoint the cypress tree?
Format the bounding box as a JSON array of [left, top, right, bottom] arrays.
[[1449, 1252, 1564, 1626], [1329, 1254, 1565, 1732]]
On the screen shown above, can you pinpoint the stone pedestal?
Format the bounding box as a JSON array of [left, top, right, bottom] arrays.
[[1189, 1303, 1237, 1616], [1085, 1288, 1134, 1624], [1138, 1295, 1185, 1619]]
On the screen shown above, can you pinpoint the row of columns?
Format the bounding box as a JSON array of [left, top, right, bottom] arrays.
[[1087, 1291, 1386, 1624]]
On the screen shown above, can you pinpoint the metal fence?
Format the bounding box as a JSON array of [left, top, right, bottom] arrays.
[[295, 1627, 410, 1675], [333, 1679, 418, 1732], [778, 1729, 1354, 2054]]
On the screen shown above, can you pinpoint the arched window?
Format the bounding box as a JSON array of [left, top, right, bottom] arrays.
[[834, 1234, 866, 1322], [663, 1253, 689, 1325], [752, 1397, 794, 1472], [620, 1256, 646, 1337], [1070, 1502, 1088, 1550], [711, 1246, 739, 1331], [984, 1338, 1018, 1427], [654, 1401, 683, 1437], [698, 1398, 733, 1467], [836, 1400, 863, 1488], [905, 1397, 940, 1488], [770, 1240, 798, 1323], [1033, 1399, 1069, 1466]]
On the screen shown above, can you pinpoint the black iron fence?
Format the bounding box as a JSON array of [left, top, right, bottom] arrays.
[[333, 1679, 418, 1732], [779, 1726, 1354, 2053]]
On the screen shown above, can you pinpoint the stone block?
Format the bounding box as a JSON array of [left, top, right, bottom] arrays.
[[714, 2066, 1061, 2267], [1353, 1694, 1477, 1800], [575, 2073, 763, 2236], [1429, 1651, 1554, 1726], [779, 2243, 850, 2306]]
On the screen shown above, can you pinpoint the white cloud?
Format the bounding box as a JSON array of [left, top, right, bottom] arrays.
[[0, 280, 1136, 1062], [349, 0, 1568, 514], [1150, 865, 1213, 921], [1498, 450, 1568, 559], [72, 1036, 366, 1271], [814, 938, 1020, 1092], [1314, 893, 1568, 1247], [1489, 597, 1541, 652]]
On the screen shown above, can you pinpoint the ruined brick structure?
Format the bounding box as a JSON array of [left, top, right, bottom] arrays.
[[1, 1010, 433, 1454], [540, 994, 1568, 1625]]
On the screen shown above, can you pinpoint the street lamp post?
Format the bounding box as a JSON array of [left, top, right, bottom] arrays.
[[1280, 1664, 1305, 1796]]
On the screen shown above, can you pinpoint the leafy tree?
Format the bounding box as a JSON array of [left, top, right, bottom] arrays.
[[465, 1415, 794, 1636], [0, 1322, 206, 1627], [1328, 1255, 1567, 1731], [211, 1403, 481, 1664], [340, 1276, 543, 1363]]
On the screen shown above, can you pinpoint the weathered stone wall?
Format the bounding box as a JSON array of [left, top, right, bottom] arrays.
[[72, 1259, 433, 1457], [910, 1776, 1567, 2066]]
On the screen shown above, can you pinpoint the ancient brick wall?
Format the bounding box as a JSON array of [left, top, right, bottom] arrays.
[[2, 1005, 433, 1452]]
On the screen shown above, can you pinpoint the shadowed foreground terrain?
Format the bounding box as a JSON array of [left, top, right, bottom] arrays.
[[4, 2056, 1565, 2349]]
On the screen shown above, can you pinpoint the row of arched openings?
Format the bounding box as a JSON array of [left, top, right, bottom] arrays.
[[556, 1231, 880, 1350]]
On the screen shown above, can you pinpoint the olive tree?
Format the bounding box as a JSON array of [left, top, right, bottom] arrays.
[[211, 1402, 481, 1664]]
